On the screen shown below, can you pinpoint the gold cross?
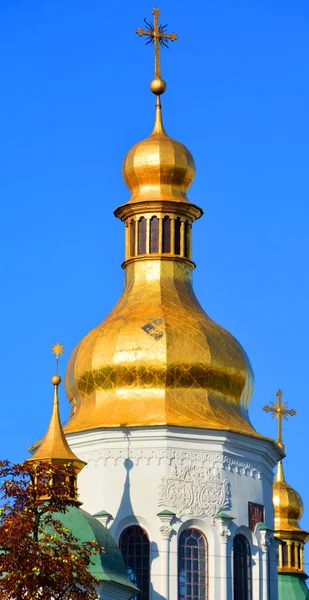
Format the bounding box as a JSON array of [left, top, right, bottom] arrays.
[[263, 389, 296, 450], [136, 7, 178, 80]]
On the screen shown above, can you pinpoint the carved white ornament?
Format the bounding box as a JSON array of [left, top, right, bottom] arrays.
[[158, 464, 231, 519], [159, 524, 173, 538], [220, 529, 232, 543], [84, 449, 264, 480]]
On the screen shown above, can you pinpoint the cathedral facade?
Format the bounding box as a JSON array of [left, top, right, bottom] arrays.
[[29, 7, 309, 600]]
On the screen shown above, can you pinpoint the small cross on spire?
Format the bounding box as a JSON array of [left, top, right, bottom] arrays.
[[263, 389, 296, 450], [136, 7, 178, 95]]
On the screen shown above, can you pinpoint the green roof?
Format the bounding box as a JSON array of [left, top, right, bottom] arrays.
[[216, 512, 235, 520], [157, 509, 176, 516], [92, 509, 113, 518], [278, 574, 309, 600], [54, 505, 138, 594]]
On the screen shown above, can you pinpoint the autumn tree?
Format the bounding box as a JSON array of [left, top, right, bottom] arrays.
[[0, 459, 101, 600]]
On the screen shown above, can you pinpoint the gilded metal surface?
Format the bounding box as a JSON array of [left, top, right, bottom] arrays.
[[263, 389, 296, 450], [64, 8, 259, 438], [136, 7, 178, 82], [273, 461, 304, 533], [273, 460, 309, 574], [28, 374, 85, 473], [64, 259, 257, 435], [122, 97, 196, 205]]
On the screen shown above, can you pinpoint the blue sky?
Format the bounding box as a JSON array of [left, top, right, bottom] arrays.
[[0, 0, 308, 535]]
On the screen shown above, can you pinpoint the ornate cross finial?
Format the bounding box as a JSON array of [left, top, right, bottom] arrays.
[[263, 389, 296, 450], [51, 343, 64, 376], [136, 7, 178, 95]]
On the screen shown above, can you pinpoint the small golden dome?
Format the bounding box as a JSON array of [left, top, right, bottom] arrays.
[[122, 97, 195, 204], [273, 461, 304, 532]]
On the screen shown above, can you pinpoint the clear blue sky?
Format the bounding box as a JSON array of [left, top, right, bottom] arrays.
[[0, 0, 308, 532]]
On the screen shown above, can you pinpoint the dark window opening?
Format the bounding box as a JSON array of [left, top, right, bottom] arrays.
[[233, 534, 252, 600], [130, 220, 136, 257], [138, 218, 146, 255], [119, 526, 150, 600], [150, 216, 159, 253], [184, 221, 190, 258], [291, 542, 295, 567], [162, 216, 170, 253], [178, 528, 207, 600], [282, 542, 288, 566], [248, 502, 264, 532], [175, 218, 181, 255]]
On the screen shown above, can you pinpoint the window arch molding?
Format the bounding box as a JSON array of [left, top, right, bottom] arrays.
[[177, 518, 215, 544], [232, 525, 256, 556], [115, 516, 153, 544]]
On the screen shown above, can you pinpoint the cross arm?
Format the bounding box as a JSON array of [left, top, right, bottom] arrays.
[[136, 27, 154, 37]]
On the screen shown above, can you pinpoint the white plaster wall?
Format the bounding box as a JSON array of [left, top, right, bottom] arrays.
[[67, 427, 281, 600]]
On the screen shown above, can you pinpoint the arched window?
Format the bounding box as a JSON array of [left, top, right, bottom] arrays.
[[150, 216, 159, 253], [119, 526, 150, 600], [138, 218, 146, 255], [162, 216, 171, 253], [233, 534, 252, 600], [178, 528, 207, 600]]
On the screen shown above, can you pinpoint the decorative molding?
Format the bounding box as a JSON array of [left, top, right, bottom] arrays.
[[158, 464, 231, 520], [84, 448, 263, 480], [220, 528, 232, 544], [260, 530, 275, 553], [159, 524, 173, 539]]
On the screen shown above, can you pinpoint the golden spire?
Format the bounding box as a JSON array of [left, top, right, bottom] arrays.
[[136, 6, 178, 96], [263, 389, 296, 450], [28, 345, 85, 473], [276, 459, 285, 483]]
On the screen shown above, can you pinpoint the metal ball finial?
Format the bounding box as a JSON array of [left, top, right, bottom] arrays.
[[150, 78, 166, 95], [52, 375, 61, 386]]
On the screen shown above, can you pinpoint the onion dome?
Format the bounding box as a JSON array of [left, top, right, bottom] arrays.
[[63, 9, 260, 439], [273, 460, 309, 577], [274, 461, 304, 532], [122, 97, 195, 204], [64, 260, 256, 435]]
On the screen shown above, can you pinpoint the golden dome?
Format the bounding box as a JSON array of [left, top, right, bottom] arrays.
[[63, 15, 259, 438], [273, 461, 304, 532], [64, 260, 257, 435], [122, 97, 195, 204]]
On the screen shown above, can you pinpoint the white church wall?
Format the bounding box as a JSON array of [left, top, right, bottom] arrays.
[[67, 426, 281, 600]]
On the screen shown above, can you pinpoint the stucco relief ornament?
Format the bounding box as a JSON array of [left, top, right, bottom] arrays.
[[159, 464, 231, 520], [159, 525, 173, 538]]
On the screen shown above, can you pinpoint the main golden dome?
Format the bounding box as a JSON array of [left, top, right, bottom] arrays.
[[64, 95, 258, 436], [63, 18, 259, 437]]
